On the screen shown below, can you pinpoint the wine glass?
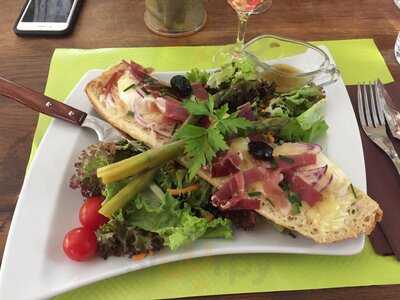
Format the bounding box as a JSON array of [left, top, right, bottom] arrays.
[[214, 0, 272, 64]]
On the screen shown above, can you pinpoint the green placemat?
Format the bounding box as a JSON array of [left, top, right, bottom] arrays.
[[31, 39, 399, 300]]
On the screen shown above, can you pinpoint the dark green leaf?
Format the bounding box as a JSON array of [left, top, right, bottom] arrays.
[[182, 99, 211, 116]]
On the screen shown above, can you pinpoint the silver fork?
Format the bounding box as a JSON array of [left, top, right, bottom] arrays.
[[357, 82, 400, 176]]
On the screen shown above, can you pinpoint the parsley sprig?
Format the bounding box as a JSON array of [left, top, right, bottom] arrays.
[[175, 96, 252, 179]]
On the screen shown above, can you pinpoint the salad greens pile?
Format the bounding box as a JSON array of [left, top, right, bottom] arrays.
[[71, 55, 329, 259], [71, 142, 234, 258]]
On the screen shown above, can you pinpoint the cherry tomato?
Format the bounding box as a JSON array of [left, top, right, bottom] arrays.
[[63, 227, 97, 261], [79, 196, 109, 230]]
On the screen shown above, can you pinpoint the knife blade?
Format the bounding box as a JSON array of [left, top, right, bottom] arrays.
[[376, 80, 400, 140], [0, 75, 126, 143]]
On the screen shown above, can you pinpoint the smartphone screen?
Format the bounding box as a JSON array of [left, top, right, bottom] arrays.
[[15, 0, 80, 34], [21, 0, 74, 23]]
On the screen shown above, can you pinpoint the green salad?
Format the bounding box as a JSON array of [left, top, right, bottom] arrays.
[[66, 56, 328, 261]]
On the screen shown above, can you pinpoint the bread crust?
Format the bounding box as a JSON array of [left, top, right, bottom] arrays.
[[85, 63, 383, 244], [85, 63, 167, 148]]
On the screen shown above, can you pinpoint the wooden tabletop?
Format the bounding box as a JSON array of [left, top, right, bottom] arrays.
[[1, 0, 400, 298]]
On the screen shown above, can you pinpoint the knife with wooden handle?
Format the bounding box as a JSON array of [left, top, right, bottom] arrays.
[[0, 76, 124, 142]]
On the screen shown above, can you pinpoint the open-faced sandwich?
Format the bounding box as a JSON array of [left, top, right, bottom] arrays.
[[64, 57, 382, 261]]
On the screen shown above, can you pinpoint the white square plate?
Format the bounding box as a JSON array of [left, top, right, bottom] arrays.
[[0, 49, 366, 300]]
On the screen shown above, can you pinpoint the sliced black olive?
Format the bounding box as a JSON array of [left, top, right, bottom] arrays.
[[170, 75, 192, 98], [248, 141, 274, 161]]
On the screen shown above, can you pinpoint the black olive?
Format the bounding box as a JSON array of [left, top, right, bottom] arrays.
[[170, 75, 192, 98], [248, 141, 274, 161]]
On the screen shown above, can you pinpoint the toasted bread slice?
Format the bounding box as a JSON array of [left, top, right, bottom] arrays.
[[256, 154, 382, 243], [85, 63, 382, 244], [85, 63, 168, 148]]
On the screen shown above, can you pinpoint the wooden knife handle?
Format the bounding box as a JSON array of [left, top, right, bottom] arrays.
[[0, 76, 87, 125]]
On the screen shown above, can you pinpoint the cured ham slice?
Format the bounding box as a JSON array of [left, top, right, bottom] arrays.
[[211, 151, 242, 177], [154, 96, 189, 122], [211, 172, 260, 210], [103, 70, 124, 95], [276, 153, 317, 172], [191, 83, 209, 100], [289, 175, 322, 206]]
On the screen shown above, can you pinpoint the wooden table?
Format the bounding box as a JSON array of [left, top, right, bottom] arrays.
[[0, 0, 399, 298]]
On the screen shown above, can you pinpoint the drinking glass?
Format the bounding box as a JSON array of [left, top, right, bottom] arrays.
[[144, 0, 207, 37], [214, 0, 272, 64]]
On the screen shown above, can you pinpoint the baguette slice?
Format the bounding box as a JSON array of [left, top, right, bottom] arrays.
[[85, 62, 382, 244], [256, 154, 382, 243], [85, 63, 168, 148]]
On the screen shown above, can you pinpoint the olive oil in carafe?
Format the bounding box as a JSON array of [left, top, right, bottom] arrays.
[[262, 64, 310, 92]]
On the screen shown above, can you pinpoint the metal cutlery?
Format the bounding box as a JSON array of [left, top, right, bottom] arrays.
[[375, 79, 400, 140], [0, 76, 124, 143], [357, 82, 400, 176]]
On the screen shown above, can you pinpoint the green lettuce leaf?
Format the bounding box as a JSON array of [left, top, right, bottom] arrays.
[[296, 99, 326, 130], [186, 68, 210, 85], [267, 84, 325, 118], [279, 117, 328, 142], [278, 99, 328, 142], [207, 57, 257, 89], [124, 189, 233, 250], [102, 178, 132, 201]]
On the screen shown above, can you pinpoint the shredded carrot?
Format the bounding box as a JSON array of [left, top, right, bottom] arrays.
[[167, 184, 200, 196], [132, 253, 146, 261], [266, 132, 275, 143]]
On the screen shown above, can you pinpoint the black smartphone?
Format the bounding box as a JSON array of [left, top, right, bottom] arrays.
[[14, 0, 83, 36]]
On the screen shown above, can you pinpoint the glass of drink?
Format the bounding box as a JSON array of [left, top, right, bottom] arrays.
[[144, 0, 207, 37], [214, 0, 272, 64]]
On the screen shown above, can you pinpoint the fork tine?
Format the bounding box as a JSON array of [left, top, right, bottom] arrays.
[[357, 84, 367, 127], [362, 84, 373, 126], [369, 81, 381, 127], [374, 81, 386, 125]]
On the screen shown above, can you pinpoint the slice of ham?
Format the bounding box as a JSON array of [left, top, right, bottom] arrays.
[[103, 70, 124, 95], [221, 195, 261, 210], [191, 83, 209, 100], [289, 175, 322, 206], [211, 152, 242, 177], [154, 96, 189, 122], [261, 169, 290, 213], [212, 167, 291, 213], [243, 167, 265, 185], [276, 153, 317, 172], [212, 172, 260, 210], [125, 60, 154, 83], [244, 167, 290, 213]]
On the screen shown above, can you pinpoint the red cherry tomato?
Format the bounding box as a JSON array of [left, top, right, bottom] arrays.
[[63, 227, 97, 261], [79, 196, 109, 230]]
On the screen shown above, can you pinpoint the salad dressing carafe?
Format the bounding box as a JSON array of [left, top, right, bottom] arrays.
[[244, 35, 340, 92]]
